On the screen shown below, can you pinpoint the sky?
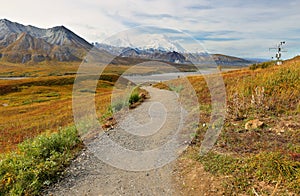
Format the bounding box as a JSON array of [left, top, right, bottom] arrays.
[[0, 0, 299, 59]]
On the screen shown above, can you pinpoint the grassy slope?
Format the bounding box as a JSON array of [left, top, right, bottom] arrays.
[[156, 58, 300, 195], [0, 59, 156, 153], [0, 61, 148, 195], [0, 58, 299, 195], [0, 60, 197, 78], [0, 75, 117, 153]]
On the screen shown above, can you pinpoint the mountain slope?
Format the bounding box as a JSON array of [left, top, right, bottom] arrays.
[[211, 54, 253, 66], [95, 43, 253, 66], [0, 19, 254, 66], [0, 19, 92, 63], [94, 39, 254, 66]]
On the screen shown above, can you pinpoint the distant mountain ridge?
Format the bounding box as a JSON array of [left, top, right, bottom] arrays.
[[96, 33, 254, 66], [102, 33, 186, 53], [0, 19, 92, 63], [94, 42, 253, 66], [0, 19, 254, 66]]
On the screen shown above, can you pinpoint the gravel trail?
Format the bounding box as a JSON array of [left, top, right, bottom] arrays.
[[43, 87, 185, 196]]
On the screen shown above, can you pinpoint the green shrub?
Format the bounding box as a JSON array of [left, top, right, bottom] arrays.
[[129, 92, 140, 105], [169, 84, 183, 93], [0, 126, 82, 195], [249, 61, 275, 70]]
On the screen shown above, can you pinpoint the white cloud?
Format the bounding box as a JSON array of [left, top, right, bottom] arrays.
[[0, 0, 299, 58]]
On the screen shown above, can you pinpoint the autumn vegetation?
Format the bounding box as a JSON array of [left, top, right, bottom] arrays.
[[156, 56, 300, 194], [0, 56, 299, 195], [0, 61, 148, 195]]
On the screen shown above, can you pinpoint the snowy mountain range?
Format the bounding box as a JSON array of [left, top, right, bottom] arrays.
[[94, 32, 254, 66], [0, 19, 254, 66], [94, 42, 253, 66], [103, 33, 186, 53]]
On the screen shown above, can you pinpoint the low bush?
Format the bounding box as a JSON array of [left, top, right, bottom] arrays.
[[249, 61, 275, 70], [0, 126, 82, 195], [129, 92, 140, 105]]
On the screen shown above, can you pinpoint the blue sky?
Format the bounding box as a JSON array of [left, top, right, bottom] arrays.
[[0, 0, 299, 59]]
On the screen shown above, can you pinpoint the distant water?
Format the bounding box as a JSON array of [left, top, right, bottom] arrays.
[[123, 69, 215, 84], [0, 77, 30, 80]]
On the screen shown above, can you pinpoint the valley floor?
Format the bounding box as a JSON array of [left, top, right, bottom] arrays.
[[1, 57, 299, 195]]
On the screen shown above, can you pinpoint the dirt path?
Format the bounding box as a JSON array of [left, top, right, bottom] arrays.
[[43, 87, 185, 196]]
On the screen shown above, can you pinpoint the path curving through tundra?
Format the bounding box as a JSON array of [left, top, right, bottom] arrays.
[[43, 86, 187, 195]]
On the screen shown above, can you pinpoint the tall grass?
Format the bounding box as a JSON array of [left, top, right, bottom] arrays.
[[0, 73, 134, 153], [227, 63, 300, 119], [198, 151, 300, 194], [0, 126, 82, 195], [157, 58, 300, 194]]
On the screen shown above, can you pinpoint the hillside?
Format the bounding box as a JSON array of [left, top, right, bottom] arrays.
[[155, 58, 300, 195], [212, 53, 253, 66], [0, 55, 299, 195], [0, 19, 92, 63]]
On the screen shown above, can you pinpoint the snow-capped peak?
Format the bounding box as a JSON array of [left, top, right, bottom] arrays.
[[103, 33, 186, 53]]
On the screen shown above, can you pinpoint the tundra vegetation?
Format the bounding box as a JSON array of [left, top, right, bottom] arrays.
[[156, 56, 300, 195], [0, 56, 299, 195], [0, 62, 146, 195]]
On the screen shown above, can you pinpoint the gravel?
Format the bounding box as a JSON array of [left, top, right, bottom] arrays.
[[43, 87, 187, 196]]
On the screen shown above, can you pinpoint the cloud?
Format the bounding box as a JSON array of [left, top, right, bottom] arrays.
[[133, 13, 175, 20], [185, 5, 213, 10], [0, 0, 299, 58]]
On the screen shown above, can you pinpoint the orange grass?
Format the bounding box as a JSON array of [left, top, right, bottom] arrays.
[[0, 60, 177, 153], [0, 75, 118, 153], [155, 57, 300, 194]]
